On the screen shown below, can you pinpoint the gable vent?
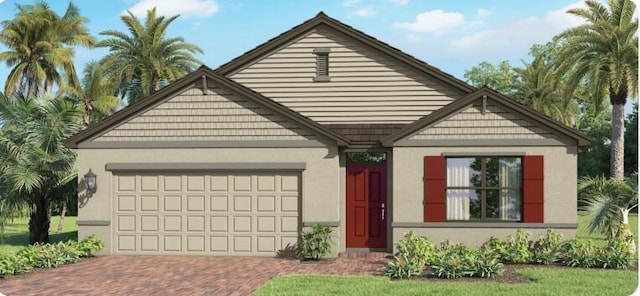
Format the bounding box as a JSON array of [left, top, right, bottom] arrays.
[[313, 48, 331, 82]]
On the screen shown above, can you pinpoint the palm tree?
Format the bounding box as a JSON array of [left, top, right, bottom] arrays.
[[514, 58, 580, 127], [0, 92, 81, 244], [0, 2, 95, 98], [60, 61, 125, 126], [98, 8, 203, 104], [578, 173, 637, 252], [555, 0, 638, 180]]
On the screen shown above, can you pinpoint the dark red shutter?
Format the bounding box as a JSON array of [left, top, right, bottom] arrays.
[[424, 156, 446, 222], [523, 155, 544, 223]]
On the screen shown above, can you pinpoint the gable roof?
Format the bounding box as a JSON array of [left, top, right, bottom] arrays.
[[381, 87, 592, 146], [64, 66, 350, 148], [215, 12, 476, 94]]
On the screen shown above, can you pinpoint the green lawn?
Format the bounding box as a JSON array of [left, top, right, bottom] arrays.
[[255, 268, 637, 296], [0, 216, 77, 255]]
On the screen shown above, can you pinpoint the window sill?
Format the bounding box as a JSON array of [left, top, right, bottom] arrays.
[[391, 222, 578, 229], [314, 76, 331, 82]]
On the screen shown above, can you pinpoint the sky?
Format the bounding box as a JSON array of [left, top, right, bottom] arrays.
[[0, 0, 613, 100]]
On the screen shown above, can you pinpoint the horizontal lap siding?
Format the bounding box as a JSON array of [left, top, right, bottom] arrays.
[[410, 101, 557, 140], [94, 87, 315, 142], [229, 26, 464, 124]]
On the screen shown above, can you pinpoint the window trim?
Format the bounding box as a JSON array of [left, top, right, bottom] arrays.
[[445, 156, 523, 222], [313, 47, 331, 82]]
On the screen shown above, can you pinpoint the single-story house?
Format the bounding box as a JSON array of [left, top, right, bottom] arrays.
[[64, 12, 591, 256]]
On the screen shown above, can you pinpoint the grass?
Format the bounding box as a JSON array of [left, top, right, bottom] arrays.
[[0, 216, 77, 255], [255, 268, 637, 296]]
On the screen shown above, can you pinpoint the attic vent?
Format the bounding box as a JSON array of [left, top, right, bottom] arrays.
[[313, 48, 330, 82]]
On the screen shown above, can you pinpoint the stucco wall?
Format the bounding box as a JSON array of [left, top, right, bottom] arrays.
[[392, 145, 578, 246], [77, 146, 341, 254]]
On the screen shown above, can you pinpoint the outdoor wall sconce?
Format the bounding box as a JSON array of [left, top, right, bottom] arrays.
[[84, 169, 97, 193]]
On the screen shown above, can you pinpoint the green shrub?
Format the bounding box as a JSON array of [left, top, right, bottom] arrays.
[[298, 224, 333, 260], [16, 245, 40, 266], [598, 237, 633, 269], [0, 253, 32, 277], [77, 235, 105, 257], [531, 229, 563, 265], [479, 236, 507, 261], [561, 236, 633, 269], [383, 255, 423, 279], [502, 229, 533, 264], [395, 231, 437, 266], [431, 241, 503, 279]]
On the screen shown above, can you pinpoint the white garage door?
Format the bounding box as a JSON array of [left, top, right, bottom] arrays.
[[112, 172, 300, 256]]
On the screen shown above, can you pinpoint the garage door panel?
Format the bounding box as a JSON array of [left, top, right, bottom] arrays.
[[187, 176, 205, 191], [141, 176, 159, 191], [164, 195, 182, 211], [118, 195, 136, 211], [164, 235, 182, 252], [233, 236, 252, 252], [257, 236, 276, 252], [140, 215, 159, 232], [211, 236, 229, 252], [281, 196, 298, 212], [257, 195, 276, 212], [187, 236, 206, 252], [117, 176, 136, 191], [164, 176, 182, 191], [117, 215, 136, 231], [210, 195, 228, 211], [187, 216, 206, 232], [114, 172, 300, 256], [141, 195, 159, 211], [187, 195, 205, 211], [141, 235, 159, 251], [164, 215, 182, 231]]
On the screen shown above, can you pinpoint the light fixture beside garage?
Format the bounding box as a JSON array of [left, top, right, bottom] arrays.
[[84, 169, 97, 193]]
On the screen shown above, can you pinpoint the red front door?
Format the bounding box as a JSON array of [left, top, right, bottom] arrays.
[[346, 164, 387, 248]]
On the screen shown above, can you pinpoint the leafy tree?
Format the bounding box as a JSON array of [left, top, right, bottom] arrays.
[[0, 92, 81, 244], [0, 2, 94, 98], [60, 60, 124, 126], [555, 0, 638, 180], [463, 60, 519, 96], [98, 8, 203, 104], [513, 57, 579, 126], [577, 99, 612, 178]]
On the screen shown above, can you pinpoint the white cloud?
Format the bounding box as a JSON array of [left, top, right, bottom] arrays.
[[342, 0, 361, 7], [125, 0, 219, 18], [390, 0, 409, 5], [475, 8, 491, 21], [394, 10, 465, 33], [353, 7, 376, 17], [449, 1, 585, 59], [0, 0, 5, 3]]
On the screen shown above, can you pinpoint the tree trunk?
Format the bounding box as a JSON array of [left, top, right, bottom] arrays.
[[57, 202, 67, 234], [610, 102, 625, 180], [28, 196, 51, 245]]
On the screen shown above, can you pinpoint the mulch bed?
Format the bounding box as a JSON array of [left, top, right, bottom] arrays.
[[416, 260, 638, 284]]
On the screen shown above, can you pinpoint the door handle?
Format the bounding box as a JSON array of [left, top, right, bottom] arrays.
[[381, 203, 385, 220]]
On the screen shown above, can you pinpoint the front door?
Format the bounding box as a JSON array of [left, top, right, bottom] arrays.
[[346, 164, 387, 248]]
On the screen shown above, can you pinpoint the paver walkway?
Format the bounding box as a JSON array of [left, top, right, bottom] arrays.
[[0, 253, 390, 296]]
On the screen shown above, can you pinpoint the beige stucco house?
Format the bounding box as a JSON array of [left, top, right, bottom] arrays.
[[65, 12, 590, 256]]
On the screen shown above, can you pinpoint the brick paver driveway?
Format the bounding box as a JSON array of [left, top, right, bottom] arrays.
[[0, 254, 389, 296]]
